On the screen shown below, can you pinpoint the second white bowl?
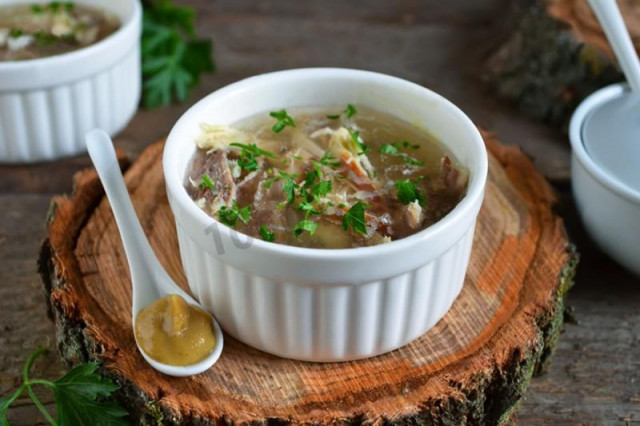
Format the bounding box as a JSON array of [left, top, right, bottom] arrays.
[[0, 0, 141, 163], [164, 68, 488, 361]]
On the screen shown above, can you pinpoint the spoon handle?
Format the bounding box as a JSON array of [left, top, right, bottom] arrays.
[[588, 0, 640, 91], [85, 129, 164, 304]]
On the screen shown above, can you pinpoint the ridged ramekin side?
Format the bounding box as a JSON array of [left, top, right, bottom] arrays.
[[175, 221, 476, 362], [0, 45, 140, 163]]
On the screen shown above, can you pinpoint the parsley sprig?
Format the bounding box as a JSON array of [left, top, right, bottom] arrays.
[[347, 129, 370, 155], [269, 109, 296, 133], [327, 104, 357, 120], [395, 179, 426, 206], [230, 143, 276, 172], [218, 203, 251, 227], [379, 141, 423, 166], [342, 201, 369, 235], [259, 224, 275, 242], [199, 174, 215, 190], [0, 347, 128, 426], [141, 0, 215, 108]]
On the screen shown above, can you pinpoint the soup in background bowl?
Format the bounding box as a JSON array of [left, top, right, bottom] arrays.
[[0, 2, 119, 61], [163, 68, 488, 361]]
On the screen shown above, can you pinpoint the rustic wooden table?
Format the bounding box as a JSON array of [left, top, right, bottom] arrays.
[[1, 1, 638, 424]]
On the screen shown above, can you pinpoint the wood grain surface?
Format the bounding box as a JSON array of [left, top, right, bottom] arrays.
[[38, 133, 575, 424], [1, 1, 638, 425], [484, 0, 640, 127]]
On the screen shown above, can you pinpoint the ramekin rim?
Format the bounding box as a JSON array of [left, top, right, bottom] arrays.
[[0, 0, 141, 74], [569, 82, 640, 206], [164, 68, 488, 261]]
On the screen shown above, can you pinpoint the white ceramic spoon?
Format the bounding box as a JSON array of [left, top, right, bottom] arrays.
[[582, 0, 640, 193], [85, 129, 223, 377]]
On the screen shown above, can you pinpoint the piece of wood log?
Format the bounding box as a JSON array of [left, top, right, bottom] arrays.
[[38, 132, 577, 425], [483, 0, 640, 128]]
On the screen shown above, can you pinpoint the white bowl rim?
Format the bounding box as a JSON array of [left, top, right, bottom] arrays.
[[569, 82, 640, 205], [164, 68, 488, 261], [0, 0, 141, 89]]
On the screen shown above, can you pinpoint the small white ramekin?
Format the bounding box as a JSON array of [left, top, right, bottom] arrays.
[[0, 0, 141, 163], [570, 83, 640, 276], [164, 68, 488, 361]]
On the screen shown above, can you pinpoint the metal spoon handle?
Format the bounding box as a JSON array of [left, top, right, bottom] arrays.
[[588, 0, 640, 91], [85, 129, 163, 306]]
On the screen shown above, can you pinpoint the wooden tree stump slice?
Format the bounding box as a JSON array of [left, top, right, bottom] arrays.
[[484, 0, 640, 127], [39, 131, 577, 425]]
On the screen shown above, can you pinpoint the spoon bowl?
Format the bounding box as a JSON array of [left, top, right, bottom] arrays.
[[85, 129, 224, 376]]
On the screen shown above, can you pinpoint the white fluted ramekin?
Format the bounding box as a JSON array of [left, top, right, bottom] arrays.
[[570, 83, 640, 276], [0, 0, 141, 163], [164, 68, 488, 361]]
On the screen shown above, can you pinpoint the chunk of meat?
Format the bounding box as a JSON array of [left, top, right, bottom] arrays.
[[209, 150, 236, 206], [441, 155, 468, 192]]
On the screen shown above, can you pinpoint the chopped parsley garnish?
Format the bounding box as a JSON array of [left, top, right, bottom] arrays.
[[327, 104, 357, 120], [270, 109, 296, 133], [318, 151, 341, 167], [259, 224, 275, 242], [230, 143, 275, 171], [379, 142, 423, 167], [347, 128, 370, 155], [8, 29, 24, 38], [294, 219, 318, 237], [379, 144, 399, 155], [345, 104, 357, 118], [395, 179, 426, 206], [218, 203, 251, 227], [237, 152, 258, 171], [283, 176, 297, 204], [229, 142, 276, 158], [303, 169, 320, 187], [31, 4, 44, 13], [342, 201, 368, 235], [312, 180, 332, 198], [297, 201, 321, 217], [199, 174, 215, 190]]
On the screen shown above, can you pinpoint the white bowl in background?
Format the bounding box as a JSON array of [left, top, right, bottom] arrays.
[[0, 0, 141, 163], [570, 83, 640, 276], [163, 68, 488, 362]]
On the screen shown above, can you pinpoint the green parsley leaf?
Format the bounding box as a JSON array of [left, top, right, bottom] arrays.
[[326, 104, 357, 120], [259, 224, 275, 242], [218, 203, 251, 227], [141, 1, 215, 108], [347, 128, 370, 155], [8, 28, 23, 38], [297, 201, 321, 217], [31, 4, 44, 13], [294, 219, 318, 237], [318, 151, 341, 167], [229, 142, 276, 158], [53, 363, 129, 426], [395, 179, 426, 206], [345, 104, 357, 118], [199, 174, 215, 190], [379, 144, 399, 155], [342, 201, 368, 235], [311, 180, 332, 198], [64, 2, 74, 12], [269, 109, 296, 133], [0, 347, 128, 426], [283, 177, 297, 204], [303, 169, 320, 187], [237, 151, 258, 171]]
